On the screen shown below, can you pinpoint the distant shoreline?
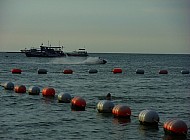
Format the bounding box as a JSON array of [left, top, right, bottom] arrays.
[[2, 52, 23, 53], [0, 51, 189, 55]]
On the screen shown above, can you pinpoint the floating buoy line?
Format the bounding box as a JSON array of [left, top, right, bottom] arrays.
[[1, 67, 190, 138], [0, 81, 189, 138], [1, 68, 189, 75]]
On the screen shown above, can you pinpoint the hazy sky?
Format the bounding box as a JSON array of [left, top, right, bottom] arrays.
[[0, 0, 190, 53]]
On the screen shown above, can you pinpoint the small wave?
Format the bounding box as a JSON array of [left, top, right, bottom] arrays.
[[51, 57, 106, 65], [81, 57, 106, 64]]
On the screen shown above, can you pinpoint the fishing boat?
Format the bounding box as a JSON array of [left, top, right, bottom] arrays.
[[21, 43, 66, 57], [66, 48, 88, 57]]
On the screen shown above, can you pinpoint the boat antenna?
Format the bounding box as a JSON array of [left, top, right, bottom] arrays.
[[48, 40, 49, 47]]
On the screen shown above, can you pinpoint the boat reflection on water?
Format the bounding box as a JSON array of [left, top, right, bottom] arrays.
[[112, 118, 131, 125]]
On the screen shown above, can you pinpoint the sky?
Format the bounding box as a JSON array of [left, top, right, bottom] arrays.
[[0, 0, 190, 53]]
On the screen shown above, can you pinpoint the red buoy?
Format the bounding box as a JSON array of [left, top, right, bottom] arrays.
[[71, 96, 86, 111], [12, 69, 22, 74], [14, 85, 26, 93], [112, 105, 131, 118], [42, 87, 55, 96], [159, 70, 168, 74], [112, 68, 122, 74], [163, 119, 188, 135], [63, 69, 73, 74]]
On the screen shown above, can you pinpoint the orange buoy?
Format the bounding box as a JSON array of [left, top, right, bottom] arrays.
[[42, 87, 55, 96], [63, 69, 73, 74], [163, 119, 188, 135], [112, 68, 122, 74], [14, 85, 26, 93], [138, 109, 159, 126], [71, 96, 86, 111], [159, 70, 168, 74], [12, 68, 22, 74], [112, 105, 131, 119]]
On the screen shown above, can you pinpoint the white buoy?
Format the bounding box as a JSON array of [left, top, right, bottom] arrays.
[[88, 69, 98, 74], [97, 100, 114, 113], [28, 86, 40, 95], [3, 82, 14, 90], [38, 69, 48, 74], [136, 69, 145, 74], [58, 93, 71, 103], [139, 109, 159, 125], [181, 70, 189, 74]]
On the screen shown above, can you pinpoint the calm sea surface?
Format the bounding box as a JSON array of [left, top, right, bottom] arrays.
[[0, 53, 190, 140]]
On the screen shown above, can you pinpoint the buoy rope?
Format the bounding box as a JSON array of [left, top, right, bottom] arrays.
[[154, 119, 163, 126], [130, 114, 138, 118], [1, 68, 190, 75], [0, 71, 7, 73], [50, 72, 63, 73], [129, 114, 164, 126], [86, 105, 96, 110]]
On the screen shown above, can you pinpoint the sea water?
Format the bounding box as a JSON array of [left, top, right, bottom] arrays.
[[0, 53, 190, 140]]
